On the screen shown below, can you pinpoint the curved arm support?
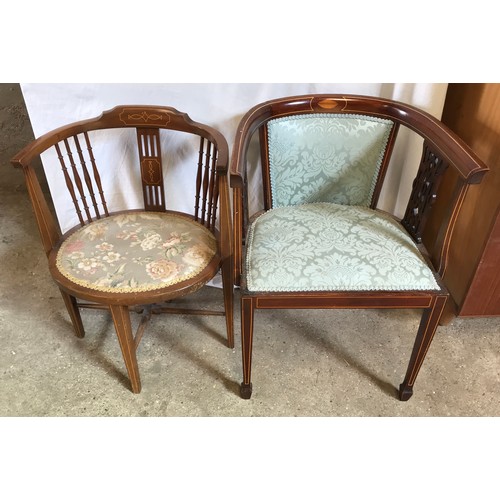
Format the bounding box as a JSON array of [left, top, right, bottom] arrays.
[[22, 164, 61, 256]]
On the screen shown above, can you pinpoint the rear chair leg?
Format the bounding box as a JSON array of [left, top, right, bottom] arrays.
[[221, 256, 234, 349], [399, 295, 448, 401], [110, 304, 141, 394], [60, 289, 85, 338], [240, 295, 255, 399]]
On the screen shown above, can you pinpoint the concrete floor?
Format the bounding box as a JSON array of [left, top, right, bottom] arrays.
[[2, 83, 500, 417]]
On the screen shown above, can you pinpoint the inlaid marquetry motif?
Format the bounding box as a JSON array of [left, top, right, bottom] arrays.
[[141, 158, 162, 185], [119, 108, 171, 126], [317, 98, 340, 110], [136, 128, 165, 211]]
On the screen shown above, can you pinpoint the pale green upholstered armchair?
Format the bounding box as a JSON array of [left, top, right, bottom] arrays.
[[230, 94, 488, 401]]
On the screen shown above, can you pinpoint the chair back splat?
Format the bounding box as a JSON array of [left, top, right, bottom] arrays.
[[137, 127, 166, 212], [230, 94, 488, 401], [12, 105, 234, 394]]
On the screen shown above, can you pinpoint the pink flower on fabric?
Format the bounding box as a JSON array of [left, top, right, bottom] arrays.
[[146, 259, 180, 282], [182, 243, 213, 267], [162, 234, 182, 248], [65, 239, 84, 253]]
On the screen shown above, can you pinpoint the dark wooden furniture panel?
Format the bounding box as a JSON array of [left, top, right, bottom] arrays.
[[426, 84, 500, 318]]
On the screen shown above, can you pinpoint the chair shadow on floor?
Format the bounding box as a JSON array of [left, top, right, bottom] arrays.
[[153, 313, 241, 396], [260, 309, 401, 399], [52, 307, 131, 390], [52, 304, 239, 395]]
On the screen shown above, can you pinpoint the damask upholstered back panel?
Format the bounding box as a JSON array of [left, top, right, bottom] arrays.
[[267, 114, 394, 208]]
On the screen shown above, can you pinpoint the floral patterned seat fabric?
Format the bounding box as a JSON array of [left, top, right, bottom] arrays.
[[56, 212, 217, 293], [245, 203, 440, 292]]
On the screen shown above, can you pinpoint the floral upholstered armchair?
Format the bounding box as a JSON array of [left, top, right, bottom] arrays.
[[230, 94, 488, 401], [12, 105, 233, 393]]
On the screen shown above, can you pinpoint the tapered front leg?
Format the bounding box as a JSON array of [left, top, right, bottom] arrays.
[[59, 289, 85, 338], [110, 304, 141, 394], [240, 295, 255, 399], [221, 256, 234, 349], [399, 294, 448, 401]]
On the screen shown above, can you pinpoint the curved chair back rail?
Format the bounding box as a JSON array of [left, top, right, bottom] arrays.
[[229, 94, 489, 402], [230, 95, 487, 186], [12, 105, 234, 394], [230, 94, 489, 285], [13, 105, 230, 256], [12, 105, 228, 168]]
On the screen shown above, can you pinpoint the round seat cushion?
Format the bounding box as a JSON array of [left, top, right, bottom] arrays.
[[55, 212, 217, 293]]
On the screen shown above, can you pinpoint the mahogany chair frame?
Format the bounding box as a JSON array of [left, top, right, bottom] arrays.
[[230, 94, 489, 401], [12, 105, 233, 393]]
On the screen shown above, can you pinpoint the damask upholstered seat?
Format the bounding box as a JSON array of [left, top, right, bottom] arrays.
[[12, 105, 233, 394], [245, 203, 439, 293], [230, 94, 488, 401]]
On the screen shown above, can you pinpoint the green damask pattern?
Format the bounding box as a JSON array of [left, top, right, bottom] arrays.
[[246, 203, 440, 292], [267, 114, 394, 207], [56, 212, 217, 293]]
